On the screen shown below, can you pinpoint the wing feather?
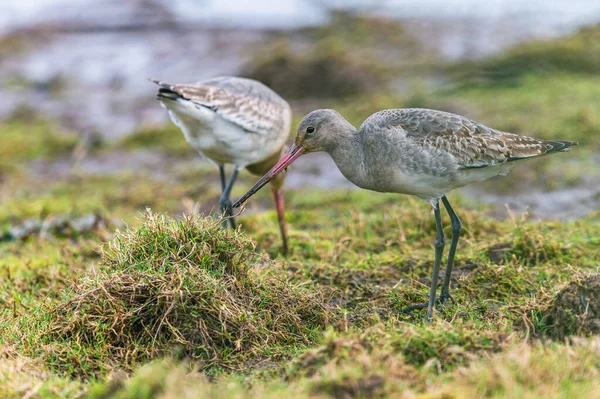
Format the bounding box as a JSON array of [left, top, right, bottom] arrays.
[[152, 77, 290, 135], [363, 108, 576, 169]]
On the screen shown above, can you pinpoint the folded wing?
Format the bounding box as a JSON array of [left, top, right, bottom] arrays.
[[375, 108, 577, 169], [151, 77, 290, 136]]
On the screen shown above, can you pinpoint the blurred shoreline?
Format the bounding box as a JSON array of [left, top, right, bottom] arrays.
[[1, 0, 599, 220], [1, 0, 599, 137]]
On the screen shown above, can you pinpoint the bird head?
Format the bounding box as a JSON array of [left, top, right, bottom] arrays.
[[232, 109, 349, 208], [294, 109, 347, 153]]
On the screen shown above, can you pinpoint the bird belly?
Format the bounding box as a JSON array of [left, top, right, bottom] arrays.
[[209, 117, 286, 167], [162, 99, 283, 167], [382, 163, 515, 200], [386, 169, 453, 199], [451, 163, 515, 187], [161, 99, 216, 156]]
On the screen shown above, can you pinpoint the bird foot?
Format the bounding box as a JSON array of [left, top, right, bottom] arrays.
[[439, 292, 455, 306], [400, 293, 455, 315]]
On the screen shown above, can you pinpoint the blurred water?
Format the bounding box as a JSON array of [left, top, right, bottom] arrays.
[[1, 1, 599, 220], [1, 0, 599, 136], [3, 0, 599, 33]]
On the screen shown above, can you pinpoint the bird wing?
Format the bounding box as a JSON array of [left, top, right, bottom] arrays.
[[151, 77, 290, 135], [373, 108, 574, 169]]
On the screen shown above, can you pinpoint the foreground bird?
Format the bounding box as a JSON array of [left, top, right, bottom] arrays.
[[233, 108, 577, 318], [151, 76, 292, 253]]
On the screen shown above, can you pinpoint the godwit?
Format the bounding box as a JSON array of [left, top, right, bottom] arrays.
[[151, 76, 292, 253], [233, 108, 577, 318]]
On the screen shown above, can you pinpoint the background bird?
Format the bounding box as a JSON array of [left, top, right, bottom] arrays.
[[152, 76, 292, 254], [233, 108, 578, 318]]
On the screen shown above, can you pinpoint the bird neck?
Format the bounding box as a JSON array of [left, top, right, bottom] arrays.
[[325, 123, 365, 185]]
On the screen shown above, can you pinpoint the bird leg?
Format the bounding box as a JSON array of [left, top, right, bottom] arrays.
[[401, 200, 445, 320], [218, 165, 227, 192], [218, 165, 228, 228], [427, 202, 445, 319], [440, 196, 462, 305], [271, 186, 289, 255], [218, 167, 240, 229]]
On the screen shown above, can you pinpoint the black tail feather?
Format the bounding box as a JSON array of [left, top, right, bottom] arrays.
[[546, 140, 578, 153], [156, 88, 182, 101], [149, 78, 181, 101]]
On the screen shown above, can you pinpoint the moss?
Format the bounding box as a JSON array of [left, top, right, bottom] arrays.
[[509, 222, 570, 265], [0, 194, 598, 396], [10, 212, 330, 378], [242, 38, 386, 99], [82, 337, 600, 399]]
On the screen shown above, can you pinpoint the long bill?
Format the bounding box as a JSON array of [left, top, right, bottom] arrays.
[[233, 144, 305, 208]]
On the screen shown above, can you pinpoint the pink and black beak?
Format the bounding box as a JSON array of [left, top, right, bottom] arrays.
[[233, 144, 305, 208]]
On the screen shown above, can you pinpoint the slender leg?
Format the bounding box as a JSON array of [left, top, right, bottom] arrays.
[[440, 196, 462, 304], [219, 167, 240, 229], [218, 165, 227, 191], [401, 199, 445, 320], [271, 186, 288, 255], [218, 165, 228, 228], [426, 201, 445, 319]]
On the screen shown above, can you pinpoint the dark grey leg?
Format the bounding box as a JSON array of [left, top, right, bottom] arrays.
[[218, 165, 228, 228], [219, 167, 240, 229], [400, 199, 445, 321], [426, 200, 445, 319], [218, 165, 227, 191], [440, 195, 462, 304]]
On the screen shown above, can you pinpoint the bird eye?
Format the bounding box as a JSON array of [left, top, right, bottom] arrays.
[[306, 126, 315, 134]]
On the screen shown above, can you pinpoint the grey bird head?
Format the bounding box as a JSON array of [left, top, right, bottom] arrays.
[[233, 109, 355, 208], [295, 109, 352, 153]]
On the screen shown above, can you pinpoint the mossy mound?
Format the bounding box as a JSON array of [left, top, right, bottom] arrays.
[[37, 212, 330, 377], [544, 272, 600, 339]]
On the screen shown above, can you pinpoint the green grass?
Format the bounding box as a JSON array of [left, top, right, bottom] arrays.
[[116, 124, 197, 157], [0, 118, 78, 161], [1, 212, 331, 379], [0, 118, 79, 179], [1, 189, 598, 397], [1, 131, 597, 397], [1, 19, 599, 399]]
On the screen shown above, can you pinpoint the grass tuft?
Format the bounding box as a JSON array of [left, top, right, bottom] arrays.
[[15, 212, 331, 378]]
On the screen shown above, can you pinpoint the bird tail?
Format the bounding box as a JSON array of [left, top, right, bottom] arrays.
[[504, 137, 578, 163], [544, 140, 578, 153], [149, 78, 183, 101]]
